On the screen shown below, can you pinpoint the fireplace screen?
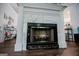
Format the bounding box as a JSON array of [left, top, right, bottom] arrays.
[[31, 29, 51, 42], [27, 23, 58, 49], [29, 27, 54, 43]]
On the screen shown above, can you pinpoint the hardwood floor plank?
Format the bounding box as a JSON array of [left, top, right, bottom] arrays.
[[0, 39, 79, 56]]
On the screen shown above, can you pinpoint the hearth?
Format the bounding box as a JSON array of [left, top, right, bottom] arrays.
[[27, 23, 59, 49]]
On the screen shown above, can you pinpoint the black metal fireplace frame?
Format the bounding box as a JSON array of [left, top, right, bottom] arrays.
[[27, 23, 59, 49]]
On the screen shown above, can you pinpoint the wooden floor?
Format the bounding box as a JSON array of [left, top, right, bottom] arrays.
[[0, 39, 79, 56]]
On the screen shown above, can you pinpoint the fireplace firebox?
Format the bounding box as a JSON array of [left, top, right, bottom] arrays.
[[27, 23, 59, 49]]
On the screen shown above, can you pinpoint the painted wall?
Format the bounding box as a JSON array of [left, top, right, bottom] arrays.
[[64, 7, 71, 25], [69, 4, 79, 33], [0, 4, 5, 43], [3, 4, 18, 28], [0, 3, 17, 43]]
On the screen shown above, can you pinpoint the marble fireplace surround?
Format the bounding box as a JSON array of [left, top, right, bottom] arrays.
[[15, 4, 67, 51]]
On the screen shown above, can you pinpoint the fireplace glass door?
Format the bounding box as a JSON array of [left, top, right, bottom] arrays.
[[30, 27, 54, 43], [27, 23, 59, 49]]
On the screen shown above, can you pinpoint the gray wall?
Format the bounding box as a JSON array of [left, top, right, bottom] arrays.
[[69, 4, 79, 33], [0, 3, 17, 43]]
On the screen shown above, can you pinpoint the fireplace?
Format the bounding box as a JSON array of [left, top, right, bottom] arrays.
[[27, 23, 59, 49]]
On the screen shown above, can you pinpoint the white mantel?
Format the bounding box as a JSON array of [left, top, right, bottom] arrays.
[[15, 3, 67, 51]]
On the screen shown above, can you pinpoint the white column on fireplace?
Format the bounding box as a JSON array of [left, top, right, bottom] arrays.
[[15, 4, 24, 51], [58, 10, 67, 48]]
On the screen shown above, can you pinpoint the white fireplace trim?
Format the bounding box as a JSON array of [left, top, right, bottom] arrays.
[[23, 10, 67, 50], [15, 4, 67, 51]]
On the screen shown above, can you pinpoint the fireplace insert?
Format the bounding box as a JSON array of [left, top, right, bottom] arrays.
[[27, 23, 59, 49]]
